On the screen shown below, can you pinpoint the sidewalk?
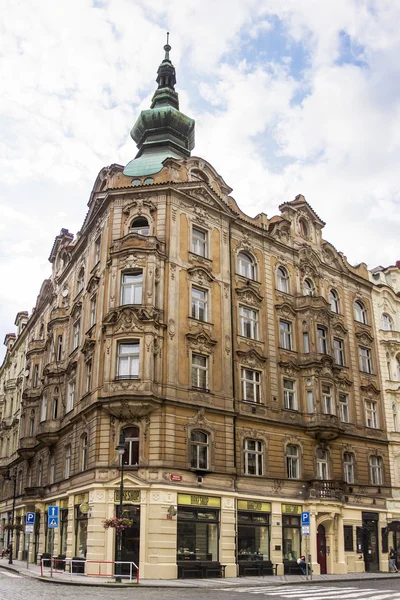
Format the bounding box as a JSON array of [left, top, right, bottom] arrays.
[[1, 558, 400, 588]]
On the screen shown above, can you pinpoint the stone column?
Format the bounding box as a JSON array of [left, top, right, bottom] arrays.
[[310, 510, 320, 574], [336, 513, 347, 573]]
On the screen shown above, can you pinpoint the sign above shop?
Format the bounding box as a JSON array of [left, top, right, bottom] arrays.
[[237, 500, 271, 512], [114, 490, 140, 503], [282, 504, 302, 515], [178, 494, 221, 508], [170, 473, 183, 482]]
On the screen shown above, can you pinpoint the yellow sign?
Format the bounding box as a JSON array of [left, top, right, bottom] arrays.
[[74, 493, 89, 505], [282, 504, 302, 514], [114, 490, 140, 503], [238, 500, 271, 512], [178, 494, 221, 508]]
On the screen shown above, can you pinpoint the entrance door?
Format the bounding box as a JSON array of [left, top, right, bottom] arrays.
[[362, 516, 379, 571], [317, 524, 327, 574], [115, 506, 140, 576]]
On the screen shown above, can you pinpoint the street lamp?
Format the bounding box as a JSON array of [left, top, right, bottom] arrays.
[[4, 469, 17, 566], [115, 430, 126, 583]]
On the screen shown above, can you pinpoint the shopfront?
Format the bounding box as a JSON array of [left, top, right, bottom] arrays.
[[359, 512, 379, 572], [60, 499, 69, 557], [177, 493, 220, 577], [282, 504, 302, 574], [237, 499, 271, 576], [114, 489, 141, 575], [74, 493, 89, 559]]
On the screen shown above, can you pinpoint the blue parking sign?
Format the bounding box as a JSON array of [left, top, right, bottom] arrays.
[[301, 511, 310, 526], [26, 512, 35, 525]]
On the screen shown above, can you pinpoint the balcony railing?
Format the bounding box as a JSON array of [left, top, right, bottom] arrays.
[[308, 480, 345, 501]]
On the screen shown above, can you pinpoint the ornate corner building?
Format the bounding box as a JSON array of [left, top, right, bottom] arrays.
[[0, 41, 395, 578]]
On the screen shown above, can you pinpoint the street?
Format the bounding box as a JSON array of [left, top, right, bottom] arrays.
[[2, 572, 400, 600]]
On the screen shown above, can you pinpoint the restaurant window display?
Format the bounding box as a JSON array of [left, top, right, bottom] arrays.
[[237, 500, 271, 576]]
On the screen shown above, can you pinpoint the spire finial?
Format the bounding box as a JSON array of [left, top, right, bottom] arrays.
[[164, 31, 171, 60]]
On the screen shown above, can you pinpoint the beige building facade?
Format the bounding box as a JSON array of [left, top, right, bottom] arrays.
[[0, 42, 393, 579]]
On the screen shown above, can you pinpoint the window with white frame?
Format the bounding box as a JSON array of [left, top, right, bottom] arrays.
[[73, 318, 80, 350], [117, 342, 140, 379], [77, 268, 85, 294], [365, 399, 378, 428], [317, 326, 328, 354], [241, 368, 261, 403], [238, 252, 256, 280], [286, 445, 300, 479], [329, 289, 340, 313], [334, 338, 345, 366], [280, 320, 292, 350], [303, 278, 314, 296], [192, 227, 207, 257], [382, 313, 393, 331], [33, 364, 39, 388], [276, 266, 290, 293], [354, 300, 367, 324], [239, 306, 259, 339], [122, 426, 140, 466], [283, 379, 296, 410], [339, 393, 350, 423], [307, 390, 314, 413], [190, 430, 209, 470], [121, 271, 143, 305], [343, 452, 355, 483], [322, 384, 334, 414], [316, 448, 329, 480], [359, 346, 372, 373], [86, 360, 92, 393], [303, 331, 310, 353], [90, 295, 97, 327], [65, 445, 71, 479], [369, 455, 383, 485], [94, 236, 101, 265], [67, 379, 75, 412], [40, 393, 47, 422], [130, 216, 149, 236], [191, 287, 208, 321], [191, 354, 208, 389], [81, 434, 88, 471], [244, 439, 263, 476]]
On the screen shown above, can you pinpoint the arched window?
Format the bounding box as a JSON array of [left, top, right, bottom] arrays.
[[329, 289, 340, 313], [190, 430, 209, 470], [38, 459, 43, 486], [130, 216, 150, 236], [81, 434, 88, 471], [299, 218, 309, 237], [286, 445, 300, 479], [382, 314, 393, 331], [369, 455, 383, 485], [316, 448, 329, 480], [303, 278, 314, 296], [77, 268, 85, 294], [277, 266, 290, 293], [243, 439, 263, 476], [122, 426, 139, 467], [237, 252, 256, 280], [65, 445, 71, 479], [354, 300, 367, 324], [343, 452, 355, 483]]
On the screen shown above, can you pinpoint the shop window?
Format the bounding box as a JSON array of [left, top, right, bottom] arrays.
[[343, 452, 355, 484], [190, 430, 209, 470], [130, 216, 149, 236], [238, 511, 270, 562], [75, 504, 88, 558], [238, 252, 256, 280], [177, 507, 218, 562], [283, 515, 301, 562], [241, 368, 261, 403], [191, 287, 208, 321], [329, 289, 340, 313], [121, 271, 143, 305], [239, 306, 259, 339], [286, 445, 300, 479], [344, 525, 354, 551], [354, 300, 367, 324], [276, 267, 290, 293], [117, 342, 140, 379], [243, 439, 263, 476], [60, 509, 68, 555], [122, 426, 139, 467]]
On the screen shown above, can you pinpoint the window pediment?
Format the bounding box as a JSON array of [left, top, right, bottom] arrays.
[[360, 382, 380, 397], [275, 302, 296, 318], [278, 360, 300, 376], [235, 286, 263, 307], [87, 275, 100, 294], [186, 330, 217, 355], [333, 321, 348, 336], [187, 265, 215, 284], [236, 348, 268, 368], [355, 330, 374, 345], [82, 338, 96, 357]]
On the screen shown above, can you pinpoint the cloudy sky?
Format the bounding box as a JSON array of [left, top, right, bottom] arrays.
[[1, 0, 400, 360]]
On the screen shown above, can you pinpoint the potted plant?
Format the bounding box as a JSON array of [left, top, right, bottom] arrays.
[[102, 517, 133, 532]]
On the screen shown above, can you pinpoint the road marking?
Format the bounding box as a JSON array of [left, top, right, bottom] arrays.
[[0, 571, 21, 578], [219, 586, 400, 600]]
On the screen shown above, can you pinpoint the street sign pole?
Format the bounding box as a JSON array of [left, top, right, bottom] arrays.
[[26, 535, 29, 570], [305, 534, 308, 580], [25, 513, 35, 571], [47, 506, 59, 578]]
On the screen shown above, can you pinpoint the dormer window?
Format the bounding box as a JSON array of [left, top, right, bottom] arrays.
[[130, 217, 150, 236], [299, 218, 309, 237]]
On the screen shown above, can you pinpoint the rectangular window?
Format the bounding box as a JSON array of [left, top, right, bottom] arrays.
[[317, 326, 328, 354], [334, 338, 345, 366], [344, 526, 354, 552], [121, 271, 143, 305], [56, 335, 63, 361], [282, 515, 301, 562], [192, 227, 207, 257], [177, 507, 219, 562], [52, 397, 58, 420], [49, 455, 55, 485], [283, 379, 296, 410], [191, 354, 208, 390], [365, 400, 378, 429], [339, 393, 350, 423], [307, 390, 314, 413], [90, 295, 97, 327], [73, 318, 80, 350], [303, 332, 310, 353], [322, 384, 334, 415], [370, 456, 383, 485], [40, 394, 47, 422], [280, 320, 292, 350], [94, 236, 101, 265], [66, 379, 75, 413], [191, 287, 208, 321], [241, 368, 261, 403], [244, 439, 263, 476], [286, 446, 299, 479], [317, 449, 329, 480], [33, 364, 39, 388], [359, 347, 372, 373], [117, 342, 140, 379], [86, 360, 92, 393], [239, 306, 259, 339], [344, 453, 355, 483]]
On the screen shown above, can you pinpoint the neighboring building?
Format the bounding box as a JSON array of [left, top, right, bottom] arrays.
[[370, 262, 400, 558], [0, 41, 392, 578]]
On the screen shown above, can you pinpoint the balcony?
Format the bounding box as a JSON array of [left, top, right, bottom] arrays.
[[111, 233, 166, 257], [1, 416, 13, 430], [26, 339, 46, 356], [308, 480, 345, 501], [22, 386, 43, 401], [49, 306, 69, 326], [304, 413, 345, 441], [43, 360, 67, 378], [5, 378, 17, 390], [18, 436, 38, 460], [24, 486, 45, 499], [36, 419, 61, 446]]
